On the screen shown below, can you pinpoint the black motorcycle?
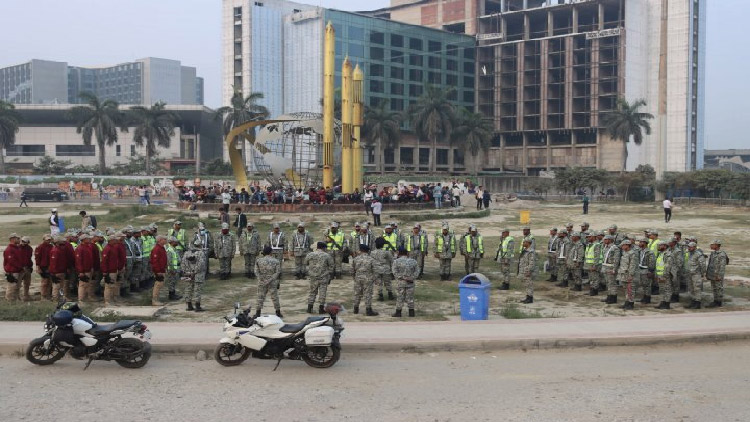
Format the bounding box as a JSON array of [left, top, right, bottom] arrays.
[[26, 296, 152, 369]]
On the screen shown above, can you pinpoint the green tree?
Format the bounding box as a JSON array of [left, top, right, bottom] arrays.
[[602, 98, 654, 173], [202, 158, 233, 176], [33, 156, 72, 175], [215, 89, 270, 165], [129, 102, 178, 174], [408, 84, 457, 172], [452, 108, 493, 176], [110, 154, 167, 176], [363, 99, 402, 175], [70, 92, 127, 174], [0, 101, 22, 174]]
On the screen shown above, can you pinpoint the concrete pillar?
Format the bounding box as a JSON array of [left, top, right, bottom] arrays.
[[598, 3, 605, 31], [522, 132, 529, 175], [540, 39, 548, 131], [548, 11, 554, 37], [572, 7, 578, 33], [591, 39, 600, 127], [517, 42, 525, 131], [564, 37, 574, 128], [524, 14, 530, 40]]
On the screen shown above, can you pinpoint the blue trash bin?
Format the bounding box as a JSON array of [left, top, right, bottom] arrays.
[[458, 273, 491, 321]]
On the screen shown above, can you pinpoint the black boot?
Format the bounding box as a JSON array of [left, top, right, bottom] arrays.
[[572, 284, 582, 292], [690, 300, 702, 309], [307, 304, 313, 313], [318, 305, 325, 314], [520, 295, 533, 304], [377, 292, 385, 302], [589, 287, 599, 296], [656, 301, 670, 309], [276, 309, 283, 318], [670, 293, 680, 303], [651, 285, 660, 295], [388, 291, 395, 300], [366, 307, 379, 316], [353, 306, 359, 314], [621, 301, 634, 310], [640, 295, 651, 304], [254, 309, 261, 318], [547, 274, 557, 282], [245, 272, 252, 278], [555, 281, 568, 288], [169, 290, 182, 301], [186, 302, 194, 311], [499, 283, 510, 290], [249, 272, 256, 279], [392, 309, 402, 317], [705, 300, 723, 308], [408, 309, 415, 317], [194, 302, 204, 312], [605, 294, 617, 304]]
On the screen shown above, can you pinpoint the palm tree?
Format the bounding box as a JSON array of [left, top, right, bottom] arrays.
[[215, 89, 270, 165], [70, 92, 127, 174], [408, 84, 457, 172], [452, 108, 493, 176], [363, 100, 402, 175], [129, 102, 179, 174], [0, 101, 22, 174], [602, 98, 654, 172]]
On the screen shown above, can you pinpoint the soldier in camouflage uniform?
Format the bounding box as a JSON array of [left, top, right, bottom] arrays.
[[566, 232, 585, 291], [665, 237, 682, 303], [607, 224, 626, 246], [546, 228, 559, 282], [182, 239, 207, 312], [239, 222, 260, 278], [685, 241, 707, 309], [434, 224, 456, 281], [706, 239, 728, 308], [214, 222, 236, 280], [193, 222, 214, 278], [266, 223, 286, 285], [325, 222, 346, 278], [371, 237, 395, 301], [554, 230, 570, 287], [391, 248, 420, 317], [636, 237, 656, 304], [495, 228, 514, 290], [520, 226, 535, 252], [655, 241, 675, 309], [304, 242, 333, 314], [292, 223, 313, 279], [517, 238, 537, 303], [351, 244, 379, 316], [254, 246, 282, 317], [617, 240, 639, 309], [584, 232, 603, 296], [352, 224, 374, 254], [461, 225, 484, 274], [405, 224, 428, 279], [601, 235, 621, 304], [166, 237, 182, 301]]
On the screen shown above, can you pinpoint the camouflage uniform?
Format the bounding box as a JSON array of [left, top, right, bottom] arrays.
[[214, 232, 236, 277], [583, 240, 602, 290], [255, 255, 281, 311], [405, 232, 428, 277], [266, 231, 286, 282], [434, 232, 456, 279], [292, 231, 313, 277], [547, 234, 560, 279], [495, 235, 515, 286], [193, 230, 214, 276], [351, 252, 376, 309], [353, 231, 375, 253], [126, 236, 143, 291], [706, 248, 728, 304], [392, 256, 420, 311], [655, 247, 676, 302], [687, 249, 707, 303], [371, 248, 394, 297], [239, 229, 260, 276], [462, 233, 484, 274], [636, 245, 656, 297], [181, 249, 206, 303], [165, 244, 180, 293], [617, 248, 639, 302], [304, 250, 333, 306], [517, 247, 537, 297], [555, 236, 571, 285], [325, 230, 346, 277], [601, 243, 621, 297], [566, 238, 585, 290]]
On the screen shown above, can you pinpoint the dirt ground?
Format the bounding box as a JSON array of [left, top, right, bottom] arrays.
[[1, 201, 748, 322]]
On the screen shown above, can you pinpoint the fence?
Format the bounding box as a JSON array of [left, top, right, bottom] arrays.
[[672, 197, 748, 207]]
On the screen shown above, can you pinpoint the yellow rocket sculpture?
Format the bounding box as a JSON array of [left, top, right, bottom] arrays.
[[322, 22, 335, 189], [352, 64, 364, 192], [341, 57, 353, 194]]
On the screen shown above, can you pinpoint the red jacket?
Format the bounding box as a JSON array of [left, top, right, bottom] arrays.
[[3, 244, 24, 273], [100, 243, 118, 273], [19, 244, 34, 268], [49, 245, 69, 274], [34, 242, 53, 268], [150, 244, 168, 274], [90, 243, 101, 272], [115, 242, 126, 271], [75, 243, 95, 273], [63, 243, 76, 270]]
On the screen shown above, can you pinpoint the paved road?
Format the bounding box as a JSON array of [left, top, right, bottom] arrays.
[[2, 342, 749, 421]]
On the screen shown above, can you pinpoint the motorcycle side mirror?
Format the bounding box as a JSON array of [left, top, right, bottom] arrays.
[[234, 302, 241, 311]]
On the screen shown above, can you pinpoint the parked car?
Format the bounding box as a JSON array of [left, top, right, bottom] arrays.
[[22, 188, 68, 202]]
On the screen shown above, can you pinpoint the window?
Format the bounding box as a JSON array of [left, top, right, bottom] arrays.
[[180, 138, 196, 159], [446, 59, 458, 71], [409, 69, 423, 82], [370, 47, 384, 60], [400, 147, 414, 164], [5, 145, 45, 156], [464, 48, 475, 60], [409, 54, 423, 67], [369, 96, 383, 106], [370, 31, 384, 44], [428, 56, 441, 68], [390, 66, 404, 79], [436, 149, 449, 165], [370, 80, 384, 93], [463, 91, 475, 103], [447, 89, 457, 101], [447, 44, 458, 56], [370, 64, 384, 77], [233, 7, 242, 17], [349, 26, 364, 41], [116, 145, 121, 156], [409, 38, 423, 50], [463, 61, 475, 73], [446, 74, 458, 85], [453, 149, 465, 165], [391, 98, 404, 111], [409, 84, 423, 97], [428, 40, 441, 52], [364, 147, 375, 164], [390, 83, 404, 95], [464, 76, 474, 88], [390, 34, 403, 47], [491, 134, 501, 147], [384, 148, 395, 164], [349, 44, 364, 58], [254, 1, 263, 6], [391, 51, 405, 63], [131, 145, 136, 156], [56, 145, 95, 157], [428, 71, 441, 84], [419, 148, 430, 165]]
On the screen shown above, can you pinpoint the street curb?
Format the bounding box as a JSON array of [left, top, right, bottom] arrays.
[[4, 331, 749, 357]]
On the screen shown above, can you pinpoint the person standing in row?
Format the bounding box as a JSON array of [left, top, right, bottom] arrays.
[[100, 235, 121, 306], [546, 228, 559, 282], [617, 240, 639, 310], [601, 235, 621, 304], [636, 237, 656, 304], [18, 236, 34, 302], [239, 222, 260, 279], [555, 231, 570, 288], [351, 244, 378, 316], [405, 224, 427, 279], [215, 223, 236, 280], [304, 242, 333, 314], [584, 232, 602, 296], [194, 222, 214, 278], [392, 248, 420, 318], [517, 238, 536, 304], [292, 223, 313, 280], [371, 237, 395, 301], [3, 234, 23, 302], [182, 239, 207, 312], [685, 241, 707, 309], [34, 234, 53, 301], [165, 237, 182, 301], [150, 236, 168, 306], [434, 224, 456, 281], [254, 246, 282, 318], [325, 222, 345, 278], [496, 228, 514, 290], [461, 225, 483, 275], [168, 221, 187, 258], [654, 241, 674, 309], [267, 223, 286, 284], [566, 232, 585, 291], [706, 239, 728, 308]]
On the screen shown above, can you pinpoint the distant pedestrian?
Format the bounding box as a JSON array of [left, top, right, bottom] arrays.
[[663, 197, 673, 223], [19, 192, 28, 207], [371, 198, 382, 227], [49, 208, 60, 236], [475, 186, 484, 210], [363, 189, 373, 215], [482, 190, 491, 209], [582, 194, 590, 215]]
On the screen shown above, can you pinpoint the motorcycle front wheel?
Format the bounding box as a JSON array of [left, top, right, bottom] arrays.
[[302, 346, 340, 368], [26, 337, 66, 365], [214, 343, 251, 366], [114, 338, 152, 368]]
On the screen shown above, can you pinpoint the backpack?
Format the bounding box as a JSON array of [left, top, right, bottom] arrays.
[[89, 215, 98, 228]]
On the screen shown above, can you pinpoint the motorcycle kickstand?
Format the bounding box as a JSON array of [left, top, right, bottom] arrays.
[[272, 358, 283, 372], [84, 356, 95, 371]]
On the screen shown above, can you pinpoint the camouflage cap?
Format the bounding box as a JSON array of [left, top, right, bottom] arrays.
[[566, 223, 573, 228], [651, 230, 659, 236], [522, 225, 530, 230], [168, 236, 178, 243], [221, 223, 230, 229], [21, 236, 30, 243], [354, 222, 361, 227], [688, 241, 697, 247], [585, 232, 596, 237], [442, 223, 450, 229], [174, 220, 182, 226], [571, 231, 581, 238], [155, 235, 167, 241], [54, 236, 66, 242], [621, 240, 632, 246], [198, 222, 205, 230], [140, 226, 151, 232], [42, 234, 53, 241], [603, 235, 614, 241], [297, 222, 306, 228], [608, 224, 618, 230], [669, 237, 678, 243], [78, 234, 90, 241], [384, 224, 393, 229], [329, 222, 338, 228], [149, 223, 158, 229], [581, 222, 589, 227], [273, 222, 281, 229], [710, 239, 721, 245], [657, 240, 667, 247], [470, 225, 478, 232], [501, 228, 510, 233], [550, 227, 558, 232]]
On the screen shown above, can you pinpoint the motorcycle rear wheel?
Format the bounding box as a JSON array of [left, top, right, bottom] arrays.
[[26, 337, 66, 366], [302, 346, 340, 368], [115, 338, 151, 368], [214, 343, 251, 366]]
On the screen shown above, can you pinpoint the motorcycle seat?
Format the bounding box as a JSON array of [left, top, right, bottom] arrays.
[[87, 320, 137, 336], [279, 316, 327, 333]]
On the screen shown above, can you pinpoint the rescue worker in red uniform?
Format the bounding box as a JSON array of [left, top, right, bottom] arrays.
[[3, 233, 23, 302], [74, 234, 95, 302], [19, 236, 34, 301], [34, 234, 54, 300], [100, 236, 122, 306], [150, 235, 168, 306], [48, 237, 70, 299]]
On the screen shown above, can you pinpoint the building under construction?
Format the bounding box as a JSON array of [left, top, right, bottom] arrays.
[[369, 0, 706, 174]]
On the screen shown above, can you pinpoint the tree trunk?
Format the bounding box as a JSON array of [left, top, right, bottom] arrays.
[[621, 139, 628, 173], [379, 138, 385, 176], [98, 139, 106, 175], [145, 141, 152, 175], [0, 149, 5, 174]]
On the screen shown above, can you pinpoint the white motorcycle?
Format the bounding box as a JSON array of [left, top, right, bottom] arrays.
[[215, 303, 345, 369]]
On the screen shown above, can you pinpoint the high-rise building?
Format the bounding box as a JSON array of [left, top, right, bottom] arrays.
[[372, 0, 706, 173], [1, 58, 204, 106]]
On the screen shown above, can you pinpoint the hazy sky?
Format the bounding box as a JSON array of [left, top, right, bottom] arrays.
[[2, 0, 747, 149]]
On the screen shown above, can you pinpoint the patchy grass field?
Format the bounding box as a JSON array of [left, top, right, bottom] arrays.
[[1, 200, 748, 323]]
